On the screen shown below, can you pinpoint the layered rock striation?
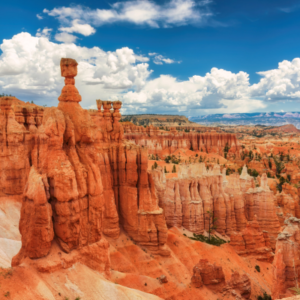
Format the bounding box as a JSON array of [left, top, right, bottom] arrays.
[[152, 164, 234, 235], [11, 58, 169, 269], [272, 217, 300, 299], [230, 215, 274, 262], [123, 123, 239, 155], [244, 173, 281, 249], [152, 164, 280, 244], [191, 259, 225, 291]]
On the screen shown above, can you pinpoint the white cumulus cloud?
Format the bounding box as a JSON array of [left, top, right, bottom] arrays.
[[36, 28, 52, 38], [55, 32, 78, 43], [42, 0, 213, 33], [151, 54, 180, 65], [59, 19, 96, 36], [121, 67, 265, 114], [251, 58, 300, 101], [0, 33, 151, 108], [6, 32, 300, 116]]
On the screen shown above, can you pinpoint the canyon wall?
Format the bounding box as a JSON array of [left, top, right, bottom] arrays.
[[272, 217, 300, 299], [123, 123, 239, 155], [8, 58, 169, 270], [152, 164, 281, 250]]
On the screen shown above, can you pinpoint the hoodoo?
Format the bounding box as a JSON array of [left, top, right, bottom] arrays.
[[11, 58, 169, 270]]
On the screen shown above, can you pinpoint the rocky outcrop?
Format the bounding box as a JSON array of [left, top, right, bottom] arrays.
[[244, 173, 281, 249], [12, 58, 169, 269], [16, 167, 53, 259], [225, 172, 248, 232], [223, 271, 251, 299], [152, 164, 235, 235], [0, 98, 31, 197], [276, 183, 300, 225], [272, 217, 300, 300], [191, 259, 225, 291], [151, 164, 282, 246], [230, 215, 274, 262], [191, 259, 251, 299], [124, 124, 239, 155]]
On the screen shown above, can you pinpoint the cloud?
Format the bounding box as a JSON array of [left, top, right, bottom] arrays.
[[7, 32, 300, 116], [251, 58, 300, 101], [151, 54, 180, 65], [59, 19, 96, 36], [42, 0, 213, 33], [36, 14, 43, 20], [0, 32, 151, 108], [36, 28, 52, 38], [55, 32, 78, 43], [120, 68, 263, 115]]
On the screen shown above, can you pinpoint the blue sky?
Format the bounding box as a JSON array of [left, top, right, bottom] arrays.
[[1, 0, 300, 116]]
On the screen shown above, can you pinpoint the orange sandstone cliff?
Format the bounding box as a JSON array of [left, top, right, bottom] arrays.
[[11, 58, 169, 270], [123, 123, 239, 156], [0, 58, 291, 300]]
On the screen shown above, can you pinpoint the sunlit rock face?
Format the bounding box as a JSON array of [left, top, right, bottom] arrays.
[[123, 124, 240, 155], [230, 215, 274, 262], [272, 217, 300, 300], [10, 58, 169, 269], [152, 164, 280, 245]]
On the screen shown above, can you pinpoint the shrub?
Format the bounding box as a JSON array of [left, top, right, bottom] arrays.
[[189, 233, 227, 247], [257, 292, 271, 300], [165, 156, 171, 163], [289, 287, 300, 295], [255, 265, 260, 272], [172, 165, 176, 173]]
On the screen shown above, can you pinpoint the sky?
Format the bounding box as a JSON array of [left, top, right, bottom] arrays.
[[1, 0, 300, 116]]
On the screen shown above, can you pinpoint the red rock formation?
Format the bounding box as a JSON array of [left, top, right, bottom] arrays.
[[275, 183, 300, 225], [124, 123, 239, 156], [151, 163, 281, 244], [12, 58, 169, 268], [9, 166, 53, 264], [230, 215, 274, 262], [223, 271, 251, 299], [0, 97, 30, 197], [244, 174, 281, 249], [191, 259, 225, 291], [152, 164, 233, 235], [272, 217, 300, 299], [225, 173, 247, 232]]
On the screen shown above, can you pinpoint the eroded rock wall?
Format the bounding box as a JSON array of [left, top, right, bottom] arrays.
[[230, 215, 274, 262], [272, 217, 300, 299], [11, 58, 169, 269], [123, 123, 239, 155], [152, 165, 281, 248]]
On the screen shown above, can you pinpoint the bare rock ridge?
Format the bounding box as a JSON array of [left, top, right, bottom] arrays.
[[272, 216, 300, 299], [123, 122, 239, 155], [10, 58, 169, 269], [191, 259, 251, 299], [151, 164, 280, 253], [230, 215, 274, 262]]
